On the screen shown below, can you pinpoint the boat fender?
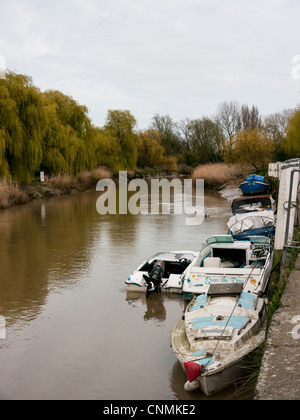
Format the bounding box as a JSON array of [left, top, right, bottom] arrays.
[[184, 362, 204, 383], [184, 379, 199, 392]]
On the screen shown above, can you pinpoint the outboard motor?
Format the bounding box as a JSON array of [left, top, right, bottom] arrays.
[[143, 260, 165, 297]]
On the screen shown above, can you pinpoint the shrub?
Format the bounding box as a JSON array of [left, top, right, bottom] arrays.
[[192, 163, 248, 188]]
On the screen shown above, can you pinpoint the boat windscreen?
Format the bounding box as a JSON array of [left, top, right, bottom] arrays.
[[199, 235, 234, 252], [249, 236, 270, 245], [148, 252, 195, 261]]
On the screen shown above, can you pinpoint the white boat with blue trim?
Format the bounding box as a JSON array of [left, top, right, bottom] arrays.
[[182, 235, 273, 300], [171, 282, 268, 395], [171, 235, 273, 395], [126, 251, 197, 296]]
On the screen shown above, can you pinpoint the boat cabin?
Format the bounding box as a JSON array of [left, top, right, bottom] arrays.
[[195, 235, 269, 269], [182, 235, 272, 298]]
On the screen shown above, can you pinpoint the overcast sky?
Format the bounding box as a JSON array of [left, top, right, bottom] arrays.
[[0, 0, 299, 129]]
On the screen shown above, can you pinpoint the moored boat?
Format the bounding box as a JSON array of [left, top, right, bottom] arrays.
[[228, 195, 276, 240], [126, 251, 197, 296], [170, 281, 267, 395], [227, 210, 276, 240], [172, 234, 272, 395], [231, 194, 273, 215], [239, 174, 269, 196], [182, 235, 273, 301]]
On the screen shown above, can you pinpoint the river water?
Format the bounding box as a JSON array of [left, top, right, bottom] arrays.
[[0, 185, 240, 400]]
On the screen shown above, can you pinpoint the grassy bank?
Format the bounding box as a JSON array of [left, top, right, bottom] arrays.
[[0, 165, 195, 210], [0, 166, 113, 210], [44, 167, 113, 193], [0, 162, 256, 210]]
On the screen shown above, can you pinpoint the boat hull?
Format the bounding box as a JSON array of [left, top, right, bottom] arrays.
[[178, 353, 255, 396], [240, 174, 269, 196], [231, 225, 276, 240], [125, 283, 182, 294], [239, 175, 269, 196], [239, 181, 269, 196], [171, 316, 266, 396]]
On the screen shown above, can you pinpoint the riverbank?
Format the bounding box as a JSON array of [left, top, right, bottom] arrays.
[[0, 162, 248, 211], [255, 253, 300, 400], [0, 167, 177, 210], [0, 167, 113, 210]]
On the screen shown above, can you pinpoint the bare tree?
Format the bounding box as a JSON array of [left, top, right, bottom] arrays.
[[215, 101, 241, 140], [178, 117, 223, 164], [150, 114, 181, 155], [263, 109, 296, 160], [263, 109, 295, 144], [241, 104, 262, 130]]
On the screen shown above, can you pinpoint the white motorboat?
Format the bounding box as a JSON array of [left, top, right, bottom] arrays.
[[126, 251, 197, 296], [171, 234, 273, 395], [170, 281, 268, 396], [182, 235, 273, 301]]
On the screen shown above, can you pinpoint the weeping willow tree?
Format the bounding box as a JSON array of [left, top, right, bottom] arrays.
[[4, 72, 46, 183], [0, 73, 44, 182], [86, 126, 122, 173], [0, 72, 143, 183], [0, 74, 95, 181], [104, 109, 141, 170], [41, 97, 67, 174], [0, 83, 23, 180], [42, 90, 91, 175]]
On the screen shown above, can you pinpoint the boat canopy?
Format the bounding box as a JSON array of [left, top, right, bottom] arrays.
[[227, 210, 275, 235], [245, 174, 265, 182]]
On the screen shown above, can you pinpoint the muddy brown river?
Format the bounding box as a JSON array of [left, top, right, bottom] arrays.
[[0, 186, 247, 400]]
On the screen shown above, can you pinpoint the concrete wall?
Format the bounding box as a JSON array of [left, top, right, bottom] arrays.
[[269, 159, 300, 251]]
